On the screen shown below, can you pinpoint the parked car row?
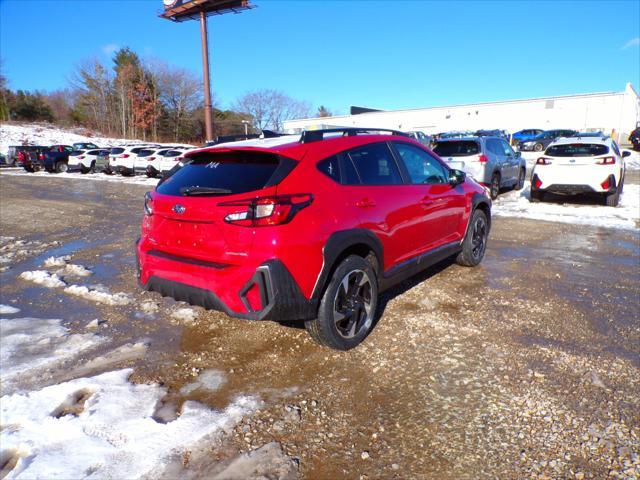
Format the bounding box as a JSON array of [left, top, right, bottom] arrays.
[[9, 142, 196, 177]]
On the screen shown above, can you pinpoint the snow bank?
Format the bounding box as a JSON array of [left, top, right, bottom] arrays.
[[57, 263, 93, 277], [19, 270, 66, 288], [0, 369, 258, 479], [0, 305, 20, 315], [0, 316, 101, 393], [0, 123, 134, 156], [64, 285, 133, 306], [493, 183, 640, 230]]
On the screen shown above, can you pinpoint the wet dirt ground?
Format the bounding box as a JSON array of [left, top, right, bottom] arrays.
[[1, 173, 638, 479]]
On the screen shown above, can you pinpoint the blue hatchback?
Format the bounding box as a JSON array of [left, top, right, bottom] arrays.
[[512, 129, 543, 143]]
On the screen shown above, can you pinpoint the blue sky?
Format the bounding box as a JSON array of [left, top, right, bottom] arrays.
[[1, 0, 639, 114]]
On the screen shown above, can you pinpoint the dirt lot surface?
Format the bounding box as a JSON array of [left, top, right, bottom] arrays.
[[1, 173, 638, 479]]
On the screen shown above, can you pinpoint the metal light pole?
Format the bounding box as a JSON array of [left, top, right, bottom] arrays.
[[241, 119, 250, 136], [200, 10, 214, 142]]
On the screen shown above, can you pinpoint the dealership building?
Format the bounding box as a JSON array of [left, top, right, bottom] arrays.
[[283, 83, 640, 144]]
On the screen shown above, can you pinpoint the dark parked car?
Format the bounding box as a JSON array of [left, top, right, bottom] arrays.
[[42, 145, 75, 173], [518, 129, 577, 152], [474, 129, 509, 139], [72, 142, 100, 150], [630, 127, 640, 152], [12, 146, 50, 172]]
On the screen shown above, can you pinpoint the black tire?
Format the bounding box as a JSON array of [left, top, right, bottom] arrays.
[[456, 209, 489, 267], [80, 165, 90, 174], [489, 173, 500, 199], [515, 168, 526, 190], [55, 161, 68, 174], [533, 143, 544, 152], [305, 255, 378, 350], [146, 167, 157, 178]]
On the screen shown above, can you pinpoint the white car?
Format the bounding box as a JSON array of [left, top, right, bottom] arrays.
[[68, 149, 109, 174], [110, 145, 156, 176], [144, 148, 188, 177], [530, 135, 629, 206]]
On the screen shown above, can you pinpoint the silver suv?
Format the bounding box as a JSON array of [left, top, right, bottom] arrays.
[[432, 136, 526, 199]]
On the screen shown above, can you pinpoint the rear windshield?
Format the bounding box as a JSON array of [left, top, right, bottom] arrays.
[[433, 141, 480, 157], [110, 147, 124, 154], [162, 150, 183, 157], [156, 151, 291, 197], [137, 149, 155, 157], [546, 144, 609, 157]]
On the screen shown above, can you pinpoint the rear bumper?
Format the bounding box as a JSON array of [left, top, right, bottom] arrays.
[[532, 166, 620, 194], [137, 241, 317, 321]]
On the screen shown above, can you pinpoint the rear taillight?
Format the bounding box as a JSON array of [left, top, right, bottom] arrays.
[[39, 154, 44, 160], [221, 194, 313, 227], [119, 154, 130, 158], [536, 157, 551, 165], [144, 192, 153, 216], [78, 155, 85, 159], [477, 154, 488, 164], [596, 157, 615, 165], [532, 174, 542, 189], [147, 157, 156, 161], [174, 156, 183, 162]]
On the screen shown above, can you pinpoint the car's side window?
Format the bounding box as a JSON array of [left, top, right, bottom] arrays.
[[317, 155, 341, 183], [486, 139, 500, 156], [500, 140, 515, 156], [347, 143, 403, 185], [393, 142, 449, 185]]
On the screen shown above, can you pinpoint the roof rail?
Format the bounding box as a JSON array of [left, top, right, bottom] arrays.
[[299, 127, 409, 144]]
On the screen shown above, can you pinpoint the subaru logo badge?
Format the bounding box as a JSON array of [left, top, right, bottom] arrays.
[[172, 204, 186, 214]]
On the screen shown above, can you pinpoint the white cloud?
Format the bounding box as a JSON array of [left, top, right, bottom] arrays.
[[102, 43, 120, 57], [621, 37, 640, 50]]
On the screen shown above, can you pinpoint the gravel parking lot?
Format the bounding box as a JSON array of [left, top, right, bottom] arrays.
[[1, 172, 638, 479]]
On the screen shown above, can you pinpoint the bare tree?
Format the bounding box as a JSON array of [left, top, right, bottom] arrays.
[[234, 89, 311, 132], [150, 60, 202, 142]]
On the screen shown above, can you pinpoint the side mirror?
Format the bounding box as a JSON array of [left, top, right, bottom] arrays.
[[449, 169, 466, 186], [515, 151, 522, 159], [622, 150, 631, 158]]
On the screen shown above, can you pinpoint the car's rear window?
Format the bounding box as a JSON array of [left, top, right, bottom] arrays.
[[162, 150, 183, 157], [156, 151, 293, 196], [137, 149, 156, 157], [110, 148, 124, 154], [546, 144, 609, 157], [433, 141, 480, 157]]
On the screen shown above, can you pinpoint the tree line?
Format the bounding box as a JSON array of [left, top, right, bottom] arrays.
[[0, 48, 333, 143]]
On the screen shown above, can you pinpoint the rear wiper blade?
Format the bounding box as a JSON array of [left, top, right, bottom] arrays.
[[180, 186, 232, 196]]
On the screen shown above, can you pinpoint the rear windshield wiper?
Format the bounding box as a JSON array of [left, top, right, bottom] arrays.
[[180, 186, 232, 196]]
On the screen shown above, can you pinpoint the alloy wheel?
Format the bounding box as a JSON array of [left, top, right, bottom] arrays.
[[471, 217, 487, 261], [333, 269, 373, 339]]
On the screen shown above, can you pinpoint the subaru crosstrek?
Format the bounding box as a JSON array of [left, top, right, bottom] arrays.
[[137, 128, 491, 350]]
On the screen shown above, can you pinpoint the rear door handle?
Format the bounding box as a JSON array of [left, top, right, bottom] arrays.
[[355, 198, 376, 208]]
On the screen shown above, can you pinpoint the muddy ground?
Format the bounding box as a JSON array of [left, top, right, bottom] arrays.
[[1, 173, 638, 479]]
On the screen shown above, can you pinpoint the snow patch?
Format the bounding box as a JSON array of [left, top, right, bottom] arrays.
[[171, 307, 198, 323], [57, 263, 93, 277], [0, 317, 101, 394], [140, 300, 159, 314], [181, 369, 226, 395], [0, 369, 258, 479], [43, 255, 71, 268], [0, 305, 20, 315], [19, 270, 66, 288], [63, 284, 133, 306], [493, 183, 640, 230]]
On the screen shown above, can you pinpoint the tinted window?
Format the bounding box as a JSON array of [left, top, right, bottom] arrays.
[[137, 149, 156, 157], [347, 143, 403, 185], [546, 144, 609, 157], [131, 147, 146, 155], [317, 155, 340, 182], [394, 142, 448, 184], [611, 142, 621, 156], [433, 141, 479, 157], [163, 150, 183, 157], [156, 151, 286, 196], [341, 155, 361, 185], [500, 140, 515, 156], [110, 147, 124, 155]]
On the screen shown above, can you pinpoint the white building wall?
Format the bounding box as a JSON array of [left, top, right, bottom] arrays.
[[284, 83, 640, 143]]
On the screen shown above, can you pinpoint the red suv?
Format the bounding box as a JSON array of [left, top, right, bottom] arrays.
[[137, 128, 491, 350]]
